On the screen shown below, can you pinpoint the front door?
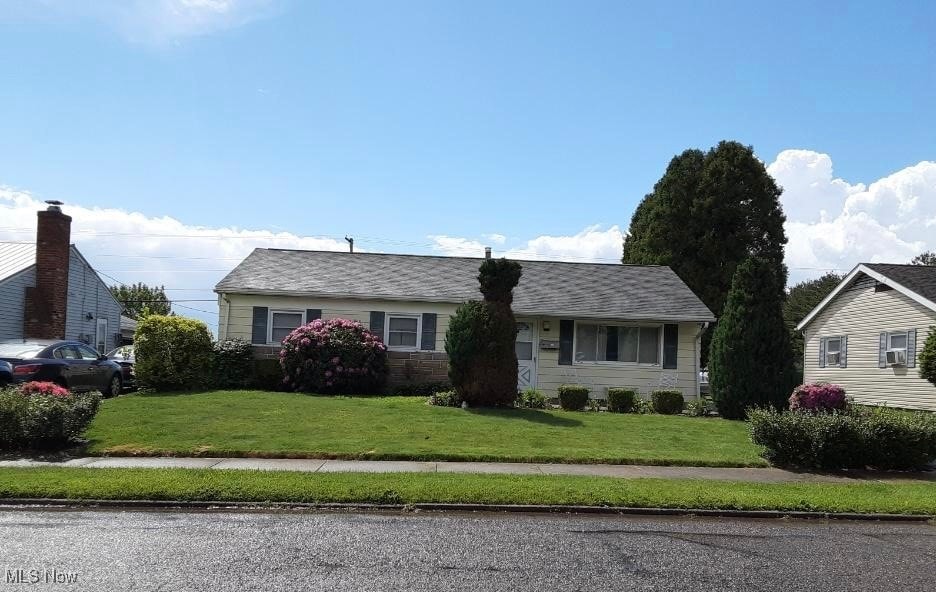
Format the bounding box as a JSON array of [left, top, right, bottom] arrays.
[[516, 319, 537, 391]]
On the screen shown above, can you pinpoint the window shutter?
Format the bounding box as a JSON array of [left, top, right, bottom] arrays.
[[907, 329, 917, 368], [819, 337, 826, 368], [878, 332, 887, 368], [306, 309, 321, 323], [421, 313, 437, 351], [370, 311, 385, 340], [840, 335, 847, 368], [251, 307, 268, 345], [662, 324, 678, 369], [558, 320, 574, 365]]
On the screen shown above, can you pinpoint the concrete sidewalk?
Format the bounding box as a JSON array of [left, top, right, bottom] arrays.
[[1, 456, 934, 484]]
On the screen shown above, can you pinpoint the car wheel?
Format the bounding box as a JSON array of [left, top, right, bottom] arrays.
[[105, 374, 123, 397]]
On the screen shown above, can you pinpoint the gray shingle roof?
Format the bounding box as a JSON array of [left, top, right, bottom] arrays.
[[215, 249, 715, 322], [0, 243, 36, 283], [863, 263, 936, 304]]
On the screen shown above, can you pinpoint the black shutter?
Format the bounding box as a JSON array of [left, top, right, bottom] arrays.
[[251, 307, 268, 345], [306, 309, 321, 323], [558, 320, 574, 365], [662, 323, 678, 369], [420, 313, 437, 351], [605, 326, 619, 361], [370, 311, 385, 340]]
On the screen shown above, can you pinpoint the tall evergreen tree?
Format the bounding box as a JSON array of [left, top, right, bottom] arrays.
[[709, 257, 795, 419], [110, 283, 171, 319], [622, 141, 788, 364], [783, 272, 844, 376]]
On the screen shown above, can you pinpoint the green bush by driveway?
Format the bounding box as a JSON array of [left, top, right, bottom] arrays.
[[84, 391, 766, 467]]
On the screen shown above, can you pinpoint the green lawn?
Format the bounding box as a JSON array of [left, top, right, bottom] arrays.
[[84, 391, 766, 467], [1, 467, 933, 515]]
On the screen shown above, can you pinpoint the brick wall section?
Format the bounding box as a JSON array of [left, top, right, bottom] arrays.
[[386, 351, 449, 386], [24, 209, 72, 340], [251, 346, 450, 387]]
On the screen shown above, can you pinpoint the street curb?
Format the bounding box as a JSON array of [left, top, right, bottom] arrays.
[[0, 498, 932, 522]]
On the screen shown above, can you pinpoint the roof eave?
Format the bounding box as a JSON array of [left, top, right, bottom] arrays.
[[215, 287, 714, 323]]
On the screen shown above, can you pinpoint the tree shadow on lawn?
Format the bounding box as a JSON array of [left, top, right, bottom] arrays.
[[466, 407, 583, 427]]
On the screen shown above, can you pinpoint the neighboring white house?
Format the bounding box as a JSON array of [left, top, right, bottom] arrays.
[[0, 203, 122, 353], [215, 248, 715, 400], [796, 263, 936, 411]]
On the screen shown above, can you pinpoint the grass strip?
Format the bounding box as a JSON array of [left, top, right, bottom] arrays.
[[0, 468, 933, 515]]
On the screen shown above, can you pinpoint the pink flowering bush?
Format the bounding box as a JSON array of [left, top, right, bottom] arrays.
[[788, 382, 847, 412], [19, 381, 70, 398], [279, 318, 388, 394]]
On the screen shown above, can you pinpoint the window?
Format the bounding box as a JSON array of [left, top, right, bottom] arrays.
[[387, 314, 419, 349], [76, 345, 101, 360], [96, 318, 108, 354], [270, 310, 304, 343], [53, 346, 80, 360], [887, 332, 907, 350], [825, 337, 842, 366], [574, 323, 660, 364]]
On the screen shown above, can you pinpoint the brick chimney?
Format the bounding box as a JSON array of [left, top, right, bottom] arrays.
[[23, 201, 71, 339]]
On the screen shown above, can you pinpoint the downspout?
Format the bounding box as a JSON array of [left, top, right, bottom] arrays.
[[220, 293, 230, 340]]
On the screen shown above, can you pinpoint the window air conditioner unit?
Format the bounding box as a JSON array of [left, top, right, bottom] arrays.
[[825, 352, 840, 366], [885, 349, 906, 366]]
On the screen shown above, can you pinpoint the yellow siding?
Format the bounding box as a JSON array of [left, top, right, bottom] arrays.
[[533, 317, 703, 400], [220, 294, 457, 351], [219, 294, 704, 399], [803, 275, 936, 411]]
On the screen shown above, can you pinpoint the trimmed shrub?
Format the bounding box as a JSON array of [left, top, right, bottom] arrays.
[[390, 381, 452, 396], [427, 389, 461, 407], [517, 388, 548, 409], [0, 386, 101, 450], [789, 382, 847, 412], [607, 388, 639, 413], [135, 315, 214, 391], [251, 358, 286, 391], [919, 326, 936, 387], [749, 407, 936, 470], [280, 318, 387, 394], [652, 390, 684, 415], [213, 337, 254, 389], [684, 399, 710, 417], [558, 385, 589, 411], [446, 259, 522, 407]]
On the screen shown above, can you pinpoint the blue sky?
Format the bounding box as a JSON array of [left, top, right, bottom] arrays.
[[1, 1, 934, 328]]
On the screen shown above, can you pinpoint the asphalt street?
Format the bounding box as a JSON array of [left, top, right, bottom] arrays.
[[0, 507, 933, 592]]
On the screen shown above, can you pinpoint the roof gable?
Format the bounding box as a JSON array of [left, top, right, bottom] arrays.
[[796, 263, 936, 330], [215, 249, 715, 322]]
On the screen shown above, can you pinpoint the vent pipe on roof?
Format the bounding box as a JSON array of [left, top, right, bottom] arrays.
[[484, 246, 491, 259], [344, 236, 354, 253]]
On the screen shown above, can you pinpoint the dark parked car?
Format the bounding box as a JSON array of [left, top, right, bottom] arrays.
[[0, 360, 11, 387], [106, 345, 135, 390], [0, 340, 124, 396]]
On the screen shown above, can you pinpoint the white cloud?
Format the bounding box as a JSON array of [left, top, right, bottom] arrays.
[[483, 233, 507, 245], [430, 225, 625, 263], [8, 0, 279, 42], [0, 187, 348, 328], [769, 150, 935, 282]]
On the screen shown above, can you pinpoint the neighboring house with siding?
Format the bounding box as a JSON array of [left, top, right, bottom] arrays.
[[215, 249, 715, 399], [0, 203, 122, 353], [796, 263, 936, 411]]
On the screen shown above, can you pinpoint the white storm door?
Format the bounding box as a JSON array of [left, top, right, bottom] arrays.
[[516, 319, 537, 390]]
